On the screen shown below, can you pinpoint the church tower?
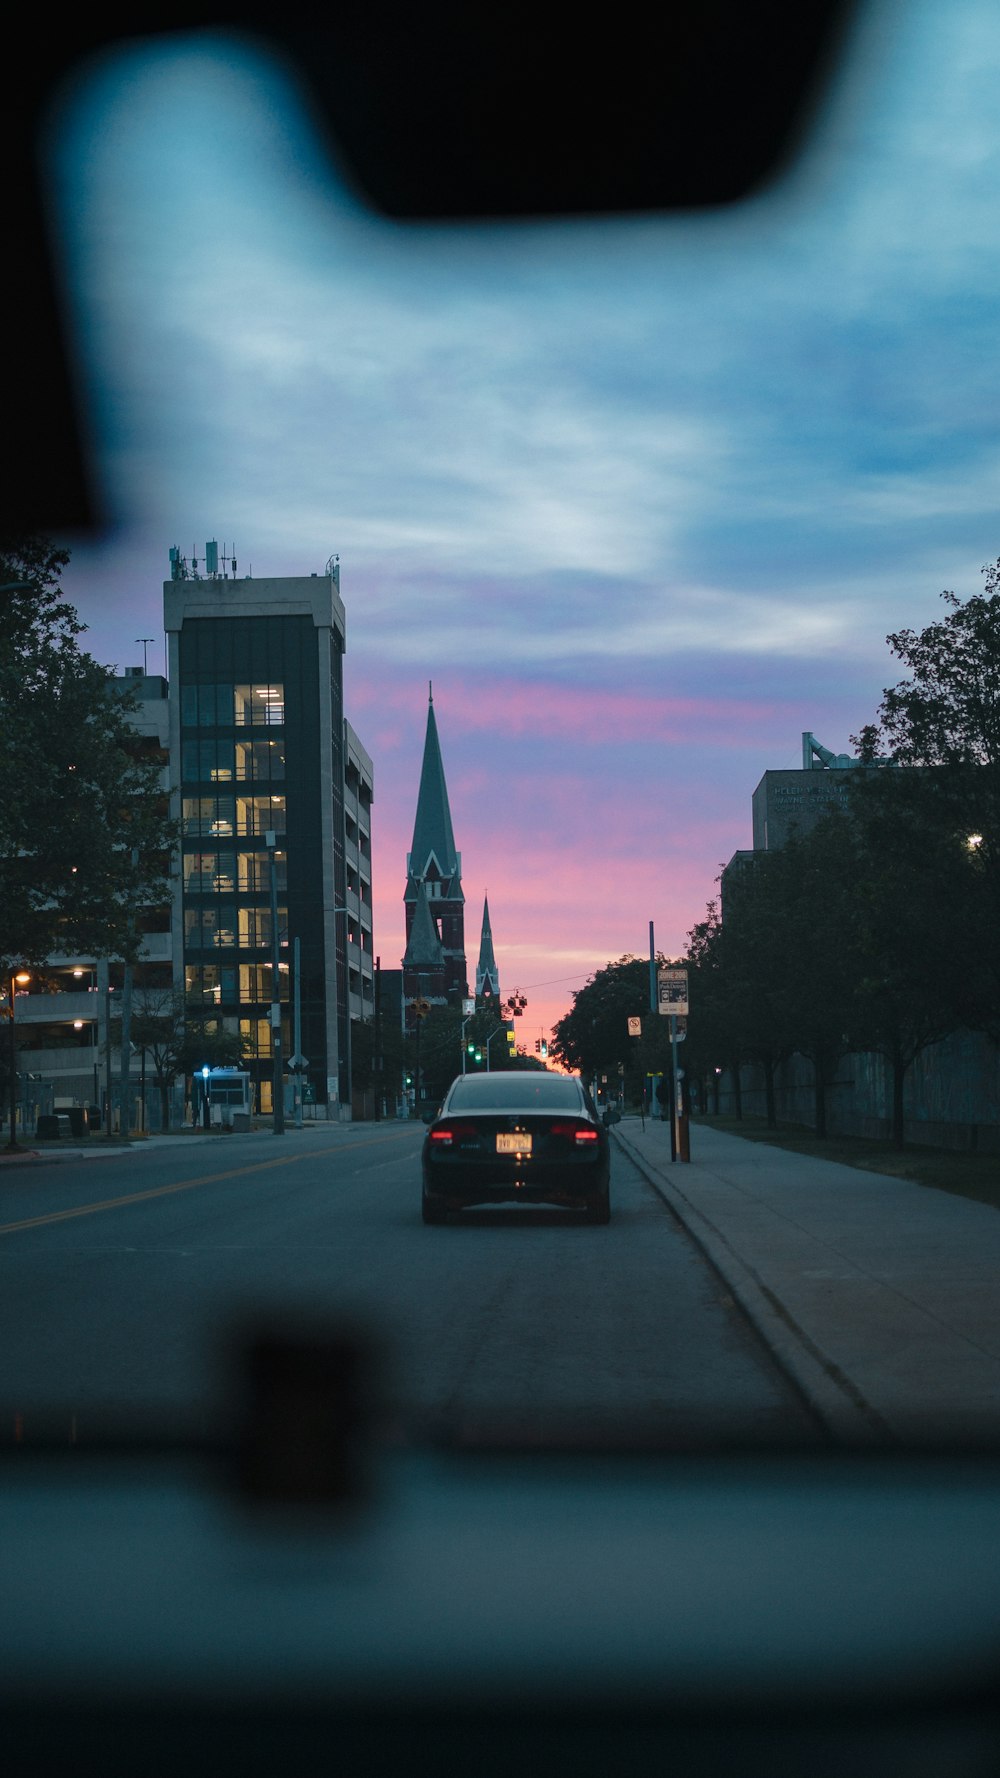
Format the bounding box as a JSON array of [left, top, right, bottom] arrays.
[[475, 894, 500, 1004], [402, 686, 467, 1012]]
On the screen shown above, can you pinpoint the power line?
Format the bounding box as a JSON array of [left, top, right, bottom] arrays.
[[512, 981, 590, 995]]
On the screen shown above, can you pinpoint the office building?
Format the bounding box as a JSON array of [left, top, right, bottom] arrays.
[[166, 552, 373, 1119]]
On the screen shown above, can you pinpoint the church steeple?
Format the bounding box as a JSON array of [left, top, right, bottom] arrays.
[[402, 879, 446, 971], [476, 894, 500, 1001], [406, 683, 461, 901], [403, 686, 467, 1011]]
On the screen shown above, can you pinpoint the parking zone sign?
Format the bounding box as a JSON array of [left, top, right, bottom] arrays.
[[657, 967, 689, 1017]]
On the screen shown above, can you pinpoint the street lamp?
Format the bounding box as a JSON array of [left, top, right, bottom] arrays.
[[5, 971, 31, 1152]]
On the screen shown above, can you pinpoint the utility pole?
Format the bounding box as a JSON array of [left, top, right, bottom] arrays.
[[650, 920, 674, 1159]]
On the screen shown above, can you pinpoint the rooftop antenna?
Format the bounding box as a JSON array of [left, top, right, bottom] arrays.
[[136, 638, 154, 674]]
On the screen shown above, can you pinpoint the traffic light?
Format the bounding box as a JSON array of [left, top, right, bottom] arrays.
[[534, 1039, 540, 1052], [466, 1040, 476, 1055], [540, 1040, 548, 1058]]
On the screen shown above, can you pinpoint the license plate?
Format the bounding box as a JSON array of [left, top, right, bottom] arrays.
[[496, 1132, 532, 1155]]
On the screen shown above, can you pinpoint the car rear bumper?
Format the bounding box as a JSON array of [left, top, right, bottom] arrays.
[[423, 1157, 608, 1210]]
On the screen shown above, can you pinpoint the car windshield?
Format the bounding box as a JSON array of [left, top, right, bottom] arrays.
[[445, 1076, 587, 1114], [5, 0, 1000, 1456]]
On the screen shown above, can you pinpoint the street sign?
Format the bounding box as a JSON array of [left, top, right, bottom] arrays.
[[657, 966, 689, 1017], [288, 1053, 309, 1072], [627, 1015, 642, 1037]]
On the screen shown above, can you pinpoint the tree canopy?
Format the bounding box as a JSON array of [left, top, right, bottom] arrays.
[[549, 955, 674, 1100], [0, 537, 175, 972], [876, 566, 1000, 771], [684, 569, 1000, 1144]]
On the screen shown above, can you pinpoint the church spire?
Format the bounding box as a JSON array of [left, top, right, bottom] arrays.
[[402, 879, 446, 970], [402, 688, 467, 1013], [406, 685, 461, 900], [476, 894, 500, 1001]]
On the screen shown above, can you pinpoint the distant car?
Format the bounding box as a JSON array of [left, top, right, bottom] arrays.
[[421, 1072, 611, 1224]]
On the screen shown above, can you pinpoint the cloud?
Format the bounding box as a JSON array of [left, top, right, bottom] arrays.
[[48, 5, 1000, 1038]]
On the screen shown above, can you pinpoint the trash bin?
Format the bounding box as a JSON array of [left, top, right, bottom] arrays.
[[36, 1114, 61, 1140], [67, 1106, 89, 1137]]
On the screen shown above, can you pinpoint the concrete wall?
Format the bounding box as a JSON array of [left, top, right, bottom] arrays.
[[713, 1028, 1000, 1152]]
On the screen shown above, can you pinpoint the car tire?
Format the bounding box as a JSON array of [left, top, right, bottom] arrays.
[[586, 1183, 611, 1225], [422, 1187, 448, 1225]]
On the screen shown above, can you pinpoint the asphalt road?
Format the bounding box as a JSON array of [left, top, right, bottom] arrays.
[[0, 1126, 820, 1446]]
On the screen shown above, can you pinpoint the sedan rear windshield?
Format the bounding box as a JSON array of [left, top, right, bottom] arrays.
[[446, 1075, 587, 1113]]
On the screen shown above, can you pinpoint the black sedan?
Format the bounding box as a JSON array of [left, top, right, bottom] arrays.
[[421, 1072, 611, 1224]]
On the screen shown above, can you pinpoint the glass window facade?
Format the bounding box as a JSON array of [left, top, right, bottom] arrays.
[[178, 612, 345, 1114]]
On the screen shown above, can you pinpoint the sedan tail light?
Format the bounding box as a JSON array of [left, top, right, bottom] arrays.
[[549, 1121, 600, 1146], [429, 1121, 478, 1148]]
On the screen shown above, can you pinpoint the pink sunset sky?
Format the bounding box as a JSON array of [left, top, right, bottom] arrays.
[[48, 6, 1000, 1047]]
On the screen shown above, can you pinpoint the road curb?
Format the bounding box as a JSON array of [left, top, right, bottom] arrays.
[[613, 1125, 892, 1447]]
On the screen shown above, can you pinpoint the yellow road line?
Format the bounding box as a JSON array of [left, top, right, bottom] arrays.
[[0, 1131, 416, 1238]]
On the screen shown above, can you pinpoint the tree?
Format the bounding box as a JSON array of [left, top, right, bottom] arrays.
[[861, 566, 1000, 1041], [121, 987, 187, 1132], [685, 900, 759, 1121], [876, 568, 1000, 772], [409, 1003, 534, 1110], [0, 537, 175, 974], [688, 836, 858, 1138], [175, 1016, 247, 1073], [841, 796, 965, 1146], [550, 956, 660, 1100]]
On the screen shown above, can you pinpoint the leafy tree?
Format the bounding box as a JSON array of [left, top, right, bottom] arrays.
[[174, 1016, 247, 1080], [754, 826, 860, 1139], [688, 837, 857, 1138], [837, 792, 965, 1146], [114, 986, 186, 1132], [0, 537, 174, 974], [861, 566, 1000, 1038], [550, 955, 662, 1101], [685, 901, 755, 1120], [350, 1013, 413, 1118], [875, 568, 1000, 773]]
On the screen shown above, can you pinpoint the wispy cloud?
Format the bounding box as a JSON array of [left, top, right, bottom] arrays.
[[49, 1, 1000, 1036]]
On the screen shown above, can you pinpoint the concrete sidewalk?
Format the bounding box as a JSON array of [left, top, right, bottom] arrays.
[[614, 1115, 1000, 1446]]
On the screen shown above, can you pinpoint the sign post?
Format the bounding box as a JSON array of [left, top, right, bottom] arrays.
[[657, 966, 690, 1163]]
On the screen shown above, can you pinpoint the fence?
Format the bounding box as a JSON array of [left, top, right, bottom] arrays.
[[713, 1027, 1000, 1152]]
